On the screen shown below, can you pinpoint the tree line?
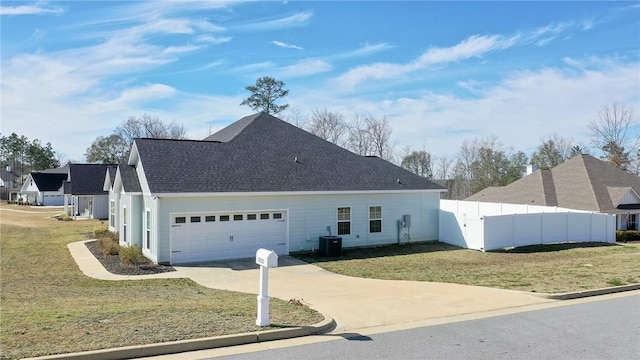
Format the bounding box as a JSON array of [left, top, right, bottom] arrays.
[[0, 133, 59, 177]]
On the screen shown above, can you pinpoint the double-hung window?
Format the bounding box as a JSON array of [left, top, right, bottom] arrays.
[[369, 206, 382, 233], [337, 207, 351, 235], [145, 210, 151, 250]]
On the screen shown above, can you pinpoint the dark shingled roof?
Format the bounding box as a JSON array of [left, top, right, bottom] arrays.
[[66, 164, 116, 195], [135, 113, 445, 194], [466, 154, 640, 214], [30, 172, 67, 191], [119, 164, 142, 193]]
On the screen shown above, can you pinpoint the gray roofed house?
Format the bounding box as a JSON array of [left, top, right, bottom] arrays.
[[108, 112, 446, 264], [63, 164, 117, 219], [19, 171, 67, 205], [466, 154, 640, 230]]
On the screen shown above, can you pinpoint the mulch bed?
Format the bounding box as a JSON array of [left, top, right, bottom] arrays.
[[85, 240, 176, 275]]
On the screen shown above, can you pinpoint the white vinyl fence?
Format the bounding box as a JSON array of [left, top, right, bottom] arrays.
[[439, 200, 616, 251]]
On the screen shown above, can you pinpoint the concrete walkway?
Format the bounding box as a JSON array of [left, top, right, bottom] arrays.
[[69, 240, 553, 332]]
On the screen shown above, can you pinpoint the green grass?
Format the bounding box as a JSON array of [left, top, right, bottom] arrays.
[[294, 241, 640, 294], [0, 204, 323, 359]]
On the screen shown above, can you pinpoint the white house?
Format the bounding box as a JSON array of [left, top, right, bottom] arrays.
[[63, 164, 116, 219], [19, 169, 67, 205], [106, 113, 446, 264]]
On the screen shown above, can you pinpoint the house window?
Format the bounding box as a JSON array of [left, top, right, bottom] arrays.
[[122, 207, 127, 244], [337, 207, 351, 235], [145, 210, 151, 250], [109, 200, 115, 227], [234, 214, 243, 221], [260, 213, 269, 220], [369, 206, 382, 233], [175, 217, 186, 224], [220, 215, 230, 221], [628, 214, 637, 230], [205, 215, 216, 222], [190, 216, 201, 223], [273, 213, 282, 219], [247, 214, 257, 220]]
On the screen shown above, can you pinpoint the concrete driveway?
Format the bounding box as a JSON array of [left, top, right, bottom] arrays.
[[69, 241, 553, 333], [173, 256, 554, 332]]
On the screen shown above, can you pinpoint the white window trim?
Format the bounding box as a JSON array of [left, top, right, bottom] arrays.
[[369, 205, 382, 234], [337, 206, 351, 236]]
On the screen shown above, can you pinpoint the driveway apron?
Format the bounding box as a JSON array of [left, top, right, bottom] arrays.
[[174, 256, 553, 332]]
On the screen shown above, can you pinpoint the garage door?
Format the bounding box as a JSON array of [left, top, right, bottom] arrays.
[[170, 210, 287, 264]]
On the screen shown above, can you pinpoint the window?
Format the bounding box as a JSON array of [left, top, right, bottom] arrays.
[[220, 215, 230, 221], [260, 213, 270, 220], [234, 214, 243, 221], [628, 214, 637, 230], [337, 207, 351, 235], [247, 214, 257, 220], [205, 215, 216, 222], [190, 216, 201, 223], [145, 211, 151, 250], [175, 217, 186, 224], [122, 207, 127, 244], [109, 200, 115, 227], [369, 206, 382, 233], [273, 213, 282, 219]]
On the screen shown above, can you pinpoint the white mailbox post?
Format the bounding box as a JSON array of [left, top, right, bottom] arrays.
[[255, 248, 278, 326]]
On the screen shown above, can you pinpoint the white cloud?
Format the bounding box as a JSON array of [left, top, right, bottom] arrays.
[[278, 59, 332, 78], [331, 43, 393, 60], [0, 3, 65, 16], [272, 41, 303, 50], [237, 11, 312, 31], [196, 35, 232, 44]]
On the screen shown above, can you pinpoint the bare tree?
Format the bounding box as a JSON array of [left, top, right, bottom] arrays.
[[434, 155, 453, 180], [346, 113, 371, 156], [116, 114, 187, 145], [589, 102, 638, 170], [306, 108, 348, 146], [282, 107, 307, 128], [365, 115, 394, 161]]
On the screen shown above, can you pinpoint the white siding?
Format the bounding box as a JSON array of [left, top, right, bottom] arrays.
[[153, 191, 441, 264], [92, 195, 109, 219]]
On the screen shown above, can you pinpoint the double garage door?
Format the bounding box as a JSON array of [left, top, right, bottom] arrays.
[[170, 210, 287, 264]]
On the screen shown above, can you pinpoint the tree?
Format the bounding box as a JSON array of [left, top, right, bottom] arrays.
[[346, 113, 371, 156], [86, 115, 188, 164], [530, 133, 573, 169], [85, 135, 130, 164], [306, 108, 348, 146], [365, 115, 394, 161], [589, 102, 638, 170], [116, 114, 186, 146], [0, 133, 59, 176], [401, 149, 433, 179], [240, 76, 289, 115]]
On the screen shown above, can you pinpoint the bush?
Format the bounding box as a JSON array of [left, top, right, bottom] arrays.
[[57, 213, 72, 221], [97, 236, 120, 256], [616, 230, 640, 243], [119, 245, 147, 267], [93, 226, 111, 239]]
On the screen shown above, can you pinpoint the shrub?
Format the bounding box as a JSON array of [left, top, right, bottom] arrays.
[[616, 230, 640, 243], [119, 245, 147, 267], [57, 213, 72, 221], [97, 236, 120, 256], [93, 226, 111, 239]]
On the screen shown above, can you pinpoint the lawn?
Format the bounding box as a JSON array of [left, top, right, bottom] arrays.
[[0, 204, 323, 359], [294, 241, 640, 294]]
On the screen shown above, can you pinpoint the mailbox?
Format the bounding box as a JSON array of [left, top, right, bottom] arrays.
[[255, 248, 278, 268]]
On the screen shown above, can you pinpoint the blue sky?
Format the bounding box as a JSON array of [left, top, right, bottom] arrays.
[[1, 1, 639, 164]]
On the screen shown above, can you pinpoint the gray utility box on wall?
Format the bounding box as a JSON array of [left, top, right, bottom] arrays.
[[319, 236, 342, 257]]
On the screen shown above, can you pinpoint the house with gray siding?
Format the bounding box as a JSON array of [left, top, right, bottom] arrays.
[[63, 164, 116, 219], [106, 113, 446, 264]]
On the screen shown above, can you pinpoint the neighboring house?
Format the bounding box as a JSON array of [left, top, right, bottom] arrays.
[[64, 164, 117, 219], [19, 168, 68, 205], [106, 113, 446, 264], [0, 166, 19, 200], [466, 154, 640, 230]]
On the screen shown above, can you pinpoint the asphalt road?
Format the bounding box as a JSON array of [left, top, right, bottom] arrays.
[[213, 294, 639, 360]]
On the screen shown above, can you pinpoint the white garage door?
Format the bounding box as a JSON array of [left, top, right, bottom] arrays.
[[170, 210, 287, 264]]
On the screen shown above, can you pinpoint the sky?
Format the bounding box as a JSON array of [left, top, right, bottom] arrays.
[[1, 1, 639, 164]]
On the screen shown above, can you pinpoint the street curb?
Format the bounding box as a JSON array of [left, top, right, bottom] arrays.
[[531, 283, 640, 300], [22, 314, 336, 360]]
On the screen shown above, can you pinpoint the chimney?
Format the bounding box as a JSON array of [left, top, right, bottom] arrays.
[[525, 164, 537, 176]]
